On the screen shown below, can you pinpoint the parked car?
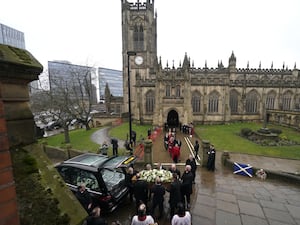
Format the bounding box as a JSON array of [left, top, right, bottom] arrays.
[[55, 153, 136, 213], [44, 120, 62, 131]]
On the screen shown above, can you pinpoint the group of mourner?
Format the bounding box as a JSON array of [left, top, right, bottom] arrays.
[[78, 126, 216, 225], [164, 124, 195, 164], [126, 162, 195, 225]]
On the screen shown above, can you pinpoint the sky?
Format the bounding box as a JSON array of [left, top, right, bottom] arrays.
[[1, 0, 300, 71]]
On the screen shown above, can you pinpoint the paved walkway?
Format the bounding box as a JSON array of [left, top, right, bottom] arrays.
[[191, 164, 300, 225], [228, 153, 300, 175], [90, 126, 125, 148], [92, 128, 300, 225]]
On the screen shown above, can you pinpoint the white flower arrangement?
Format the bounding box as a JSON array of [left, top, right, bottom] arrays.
[[138, 169, 173, 183]]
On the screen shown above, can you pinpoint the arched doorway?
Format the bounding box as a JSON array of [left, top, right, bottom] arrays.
[[167, 110, 179, 128]]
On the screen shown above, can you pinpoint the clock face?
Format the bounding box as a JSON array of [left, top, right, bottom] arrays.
[[135, 56, 143, 65]]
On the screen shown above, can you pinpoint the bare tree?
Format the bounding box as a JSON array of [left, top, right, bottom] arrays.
[[30, 62, 97, 143], [64, 65, 97, 131]]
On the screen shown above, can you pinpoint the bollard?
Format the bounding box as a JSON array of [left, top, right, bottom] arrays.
[[201, 140, 210, 167], [143, 139, 153, 164], [221, 151, 230, 166]]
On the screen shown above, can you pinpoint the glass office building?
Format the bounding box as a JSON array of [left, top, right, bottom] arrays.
[[48, 61, 97, 104], [0, 23, 25, 49], [98, 67, 123, 100]]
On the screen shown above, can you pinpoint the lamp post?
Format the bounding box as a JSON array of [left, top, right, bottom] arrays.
[[127, 51, 136, 151]]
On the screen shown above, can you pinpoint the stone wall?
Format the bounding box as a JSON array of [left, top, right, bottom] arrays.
[[0, 44, 42, 225]]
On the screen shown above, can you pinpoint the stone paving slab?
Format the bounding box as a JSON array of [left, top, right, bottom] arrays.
[[192, 215, 214, 225], [286, 205, 300, 220], [193, 203, 216, 220], [263, 207, 296, 224], [259, 199, 287, 211], [241, 214, 269, 225], [197, 194, 216, 207], [216, 200, 239, 214], [216, 192, 237, 203], [238, 200, 265, 218], [216, 210, 242, 225], [268, 220, 294, 225]]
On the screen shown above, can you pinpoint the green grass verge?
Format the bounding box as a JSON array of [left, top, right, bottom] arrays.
[[109, 122, 152, 141], [41, 122, 300, 160], [40, 123, 152, 155], [196, 122, 300, 159], [40, 128, 100, 152]]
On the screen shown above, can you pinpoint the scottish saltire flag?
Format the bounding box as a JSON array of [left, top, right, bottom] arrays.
[[233, 162, 253, 177]]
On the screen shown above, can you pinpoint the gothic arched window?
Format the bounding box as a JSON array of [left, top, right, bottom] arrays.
[[175, 85, 181, 97], [295, 94, 300, 111], [208, 91, 219, 113], [146, 91, 155, 113], [229, 90, 239, 114], [282, 91, 292, 110], [245, 91, 258, 113], [166, 85, 171, 97], [192, 91, 201, 113], [266, 91, 276, 109], [133, 24, 144, 51]]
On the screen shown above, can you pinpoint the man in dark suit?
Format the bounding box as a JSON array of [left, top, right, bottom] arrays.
[[75, 184, 92, 213], [150, 177, 165, 219], [181, 165, 193, 209], [168, 163, 181, 179], [168, 173, 182, 218], [133, 174, 149, 213], [186, 154, 197, 184]]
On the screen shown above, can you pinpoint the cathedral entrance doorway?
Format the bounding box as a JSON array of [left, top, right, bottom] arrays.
[[167, 110, 179, 128]]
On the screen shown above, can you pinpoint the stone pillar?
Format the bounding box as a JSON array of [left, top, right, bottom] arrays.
[[201, 140, 210, 167], [143, 139, 153, 164], [221, 151, 230, 166], [0, 44, 42, 225], [0, 45, 43, 146]]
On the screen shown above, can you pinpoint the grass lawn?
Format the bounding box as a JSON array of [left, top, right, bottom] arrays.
[[41, 123, 152, 155], [109, 122, 152, 141], [41, 122, 300, 160], [196, 122, 300, 160], [40, 128, 100, 152]]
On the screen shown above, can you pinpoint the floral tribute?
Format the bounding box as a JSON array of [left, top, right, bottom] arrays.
[[138, 169, 173, 183]]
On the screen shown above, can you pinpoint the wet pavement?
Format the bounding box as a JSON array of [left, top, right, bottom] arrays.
[[93, 128, 300, 225], [91, 127, 125, 148]]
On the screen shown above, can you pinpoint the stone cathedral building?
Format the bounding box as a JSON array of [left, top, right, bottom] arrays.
[[121, 0, 300, 129]]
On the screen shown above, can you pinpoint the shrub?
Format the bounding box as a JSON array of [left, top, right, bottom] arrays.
[[22, 154, 38, 174], [241, 128, 252, 137], [279, 134, 288, 140]]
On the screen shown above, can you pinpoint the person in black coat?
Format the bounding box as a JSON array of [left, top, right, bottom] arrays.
[[194, 140, 200, 159], [125, 166, 137, 202], [185, 154, 197, 183], [168, 163, 181, 179], [85, 207, 108, 225], [168, 173, 182, 218], [133, 174, 149, 212], [75, 184, 92, 213], [207, 144, 216, 171], [181, 165, 194, 209], [111, 138, 118, 156], [150, 177, 165, 219]]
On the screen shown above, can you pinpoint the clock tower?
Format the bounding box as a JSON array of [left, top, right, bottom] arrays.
[[121, 0, 157, 121]]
